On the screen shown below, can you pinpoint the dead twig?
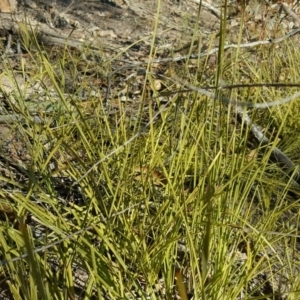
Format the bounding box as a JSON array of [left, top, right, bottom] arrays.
[[194, 0, 221, 18], [159, 74, 300, 109], [280, 3, 300, 27]]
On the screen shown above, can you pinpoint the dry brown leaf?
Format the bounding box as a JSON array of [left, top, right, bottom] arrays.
[[133, 166, 168, 186], [247, 149, 258, 162], [0, 199, 17, 227]]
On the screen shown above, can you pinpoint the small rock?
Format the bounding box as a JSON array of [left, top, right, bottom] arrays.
[[99, 30, 118, 39], [24, 0, 37, 9]]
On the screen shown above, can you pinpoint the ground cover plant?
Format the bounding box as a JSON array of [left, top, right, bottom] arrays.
[[1, 0, 300, 299]]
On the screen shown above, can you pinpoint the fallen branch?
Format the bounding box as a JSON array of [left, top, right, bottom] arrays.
[[235, 105, 296, 172], [280, 3, 300, 27], [158, 74, 300, 109], [155, 71, 300, 188], [177, 76, 300, 187], [2, 9, 300, 66]]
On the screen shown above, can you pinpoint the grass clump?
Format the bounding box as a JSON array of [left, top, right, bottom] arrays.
[[0, 1, 300, 299]]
